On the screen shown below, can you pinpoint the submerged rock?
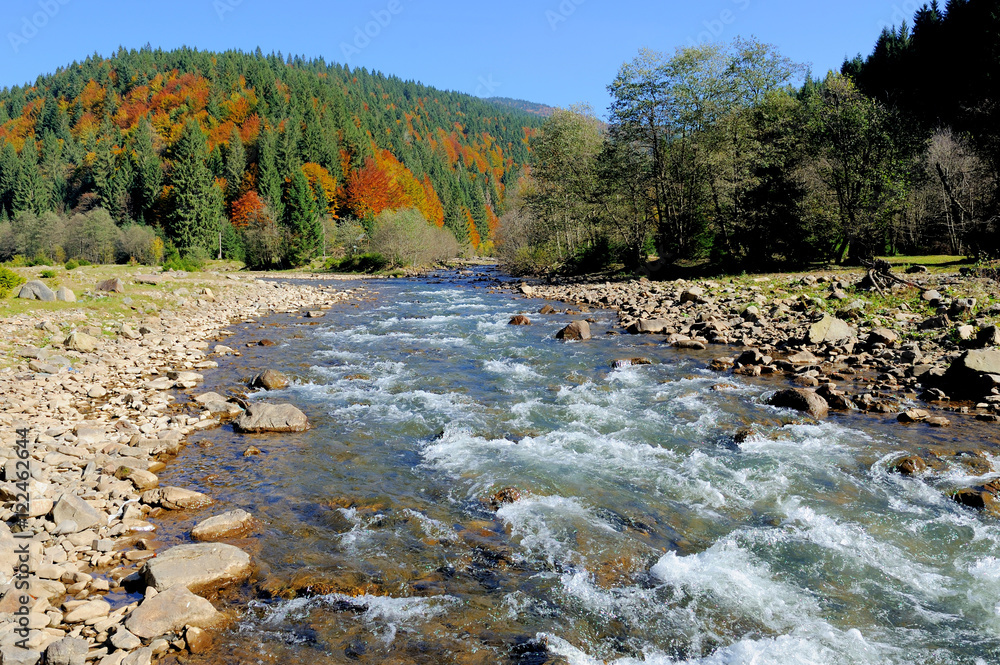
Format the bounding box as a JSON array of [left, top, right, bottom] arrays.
[[508, 315, 531, 326], [191, 509, 255, 541], [768, 388, 829, 419]]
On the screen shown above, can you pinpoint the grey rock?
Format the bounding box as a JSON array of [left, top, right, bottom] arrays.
[[627, 319, 670, 334], [143, 543, 251, 593], [234, 403, 309, 433], [0, 646, 42, 665], [64, 332, 99, 353], [51, 493, 104, 532], [922, 289, 942, 302], [97, 277, 125, 293], [54, 286, 76, 302], [44, 637, 89, 665], [122, 648, 153, 665], [977, 325, 1000, 348], [140, 487, 212, 511], [867, 328, 898, 346], [807, 315, 856, 345], [125, 586, 220, 639], [17, 280, 55, 301], [942, 349, 1000, 399], [111, 628, 143, 651]]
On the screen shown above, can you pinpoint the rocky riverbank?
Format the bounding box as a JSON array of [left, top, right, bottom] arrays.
[[511, 267, 1000, 515], [0, 268, 360, 665]]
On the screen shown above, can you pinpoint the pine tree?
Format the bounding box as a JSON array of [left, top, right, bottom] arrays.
[[282, 168, 321, 265], [0, 141, 20, 218], [257, 126, 284, 220], [13, 138, 46, 214], [169, 120, 224, 253]]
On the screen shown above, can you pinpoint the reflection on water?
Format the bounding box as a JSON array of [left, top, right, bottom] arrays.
[[153, 270, 1000, 665]]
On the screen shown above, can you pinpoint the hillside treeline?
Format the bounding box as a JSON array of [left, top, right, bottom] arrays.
[[501, 0, 998, 275], [0, 47, 543, 268]]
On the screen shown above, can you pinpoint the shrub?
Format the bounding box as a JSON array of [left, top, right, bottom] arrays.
[[0, 267, 26, 298], [241, 214, 286, 270], [325, 253, 388, 273], [162, 243, 206, 272], [12, 211, 65, 262], [116, 224, 162, 265], [39, 269, 57, 279], [65, 259, 80, 270], [370, 208, 459, 267]]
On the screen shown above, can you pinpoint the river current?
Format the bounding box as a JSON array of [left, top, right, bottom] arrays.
[[155, 269, 1000, 665]]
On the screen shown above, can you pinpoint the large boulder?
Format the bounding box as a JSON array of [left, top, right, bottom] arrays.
[[555, 321, 591, 341], [18, 280, 55, 301], [807, 315, 856, 345], [191, 509, 255, 541], [941, 349, 1000, 399], [97, 277, 125, 293], [768, 388, 829, 419], [124, 585, 221, 639], [249, 369, 289, 391], [54, 286, 76, 302], [143, 542, 252, 592], [64, 332, 98, 353], [234, 403, 309, 433], [51, 493, 104, 533]]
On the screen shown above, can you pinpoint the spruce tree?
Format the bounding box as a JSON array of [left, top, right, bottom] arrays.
[[0, 141, 20, 218], [131, 117, 162, 225], [13, 138, 46, 214], [169, 120, 224, 253], [257, 126, 284, 220], [282, 168, 320, 265], [225, 126, 246, 202]]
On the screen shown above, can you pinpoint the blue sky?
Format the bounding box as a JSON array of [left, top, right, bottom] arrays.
[[2, 0, 918, 115]]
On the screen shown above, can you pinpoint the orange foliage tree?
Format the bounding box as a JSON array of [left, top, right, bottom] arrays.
[[230, 190, 267, 228], [345, 157, 405, 220], [301, 162, 338, 215]]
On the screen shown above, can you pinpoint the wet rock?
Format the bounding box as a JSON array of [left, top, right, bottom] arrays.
[[55, 286, 76, 302], [612, 357, 654, 369], [51, 493, 104, 533], [249, 369, 290, 391], [185, 625, 214, 653], [709, 357, 734, 371], [191, 509, 255, 541], [736, 349, 771, 366], [898, 409, 930, 423], [893, 456, 927, 476], [18, 280, 55, 301], [808, 315, 856, 345], [258, 339, 276, 346], [234, 403, 309, 433], [125, 585, 221, 639], [487, 487, 523, 509], [44, 637, 89, 665], [952, 488, 992, 511], [556, 321, 591, 341], [768, 388, 829, 419], [508, 315, 531, 326], [64, 331, 98, 353], [305, 310, 325, 318], [141, 487, 212, 511], [926, 416, 951, 427], [538, 305, 556, 315], [97, 277, 125, 293], [143, 542, 252, 592], [674, 339, 706, 350]]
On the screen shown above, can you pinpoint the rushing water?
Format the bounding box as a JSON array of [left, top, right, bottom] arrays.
[[155, 269, 1000, 665]]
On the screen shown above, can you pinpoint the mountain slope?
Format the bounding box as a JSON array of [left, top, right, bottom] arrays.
[[0, 46, 545, 253]]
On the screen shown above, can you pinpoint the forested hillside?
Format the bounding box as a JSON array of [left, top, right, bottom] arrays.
[[0, 47, 543, 267], [502, 0, 1000, 275]]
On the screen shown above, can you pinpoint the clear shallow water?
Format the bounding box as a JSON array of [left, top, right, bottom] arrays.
[[159, 270, 1000, 665]]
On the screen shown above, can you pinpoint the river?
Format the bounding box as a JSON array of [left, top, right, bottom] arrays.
[[152, 268, 1000, 665]]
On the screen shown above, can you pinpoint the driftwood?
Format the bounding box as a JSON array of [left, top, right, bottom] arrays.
[[859, 259, 922, 297]]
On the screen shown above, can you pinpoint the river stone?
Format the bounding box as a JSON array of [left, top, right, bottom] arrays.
[[51, 493, 104, 532], [978, 325, 1000, 348], [122, 648, 153, 665], [508, 315, 531, 326], [64, 332, 98, 353], [867, 328, 898, 346], [141, 487, 212, 510], [55, 286, 76, 302], [63, 598, 110, 623], [539, 305, 556, 315], [922, 289, 942, 302], [97, 277, 125, 293], [680, 287, 706, 304], [893, 456, 927, 476], [234, 403, 309, 433], [143, 543, 251, 592], [249, 369, 289, 391], [942, 349, 1000, 399], [119, 323, 141, 340], [768, 388, 829, 419], [628, 319, 670, 334], [556, 321, 591, 341], [18, 280, 55, 301], [191, 509, 254, 541], [125, 585, 221, 639], [807, 315, 856, 345], [1, 646, 42, 665], [44, 637, 89, 665], [110, 629, 143, 651]]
